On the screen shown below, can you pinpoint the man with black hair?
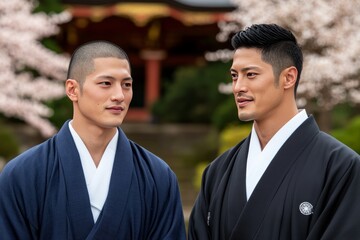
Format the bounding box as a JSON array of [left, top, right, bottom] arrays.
[[0, 41, 186, 239], [188, 24, 360, 240]]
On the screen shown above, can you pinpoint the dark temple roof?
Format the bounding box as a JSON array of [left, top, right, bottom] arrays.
[[60, 0, 237, 12]]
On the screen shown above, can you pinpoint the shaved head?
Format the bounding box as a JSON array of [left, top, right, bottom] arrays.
[[67, 41, 130, 87]]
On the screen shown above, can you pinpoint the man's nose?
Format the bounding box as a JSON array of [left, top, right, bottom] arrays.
[[110, 84, 125, 102], [233, 78, 247, 93]]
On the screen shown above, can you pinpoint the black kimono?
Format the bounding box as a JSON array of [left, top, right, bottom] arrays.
[[188, 116, 360, 240], [0, 121, 186, 239]]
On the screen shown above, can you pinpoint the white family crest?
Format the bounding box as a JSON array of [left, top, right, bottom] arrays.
[[299, 202, 313, 215], [207, 212, 211, 226]]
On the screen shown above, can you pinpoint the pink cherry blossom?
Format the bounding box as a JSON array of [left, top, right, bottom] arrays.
[[0, 0, 71, 137], [210, 0, 360, 111]]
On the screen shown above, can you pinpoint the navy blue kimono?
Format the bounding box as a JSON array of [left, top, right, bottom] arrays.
[[188, 116, 360, 240], [0, 121, 186, 239]]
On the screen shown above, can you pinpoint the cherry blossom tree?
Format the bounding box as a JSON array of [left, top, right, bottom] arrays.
[[207, 0, 360, 130], [0, 0, 71, 137]]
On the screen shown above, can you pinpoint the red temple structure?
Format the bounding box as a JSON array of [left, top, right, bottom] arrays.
[[58, 0, 236, 121]]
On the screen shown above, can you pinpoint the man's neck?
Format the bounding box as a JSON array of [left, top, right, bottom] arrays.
[[254, 108, 299, 150], [71, 121, 117, 167]]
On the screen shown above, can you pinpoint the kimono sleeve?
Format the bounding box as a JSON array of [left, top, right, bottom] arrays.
[[0, 161, 39, 239], [149, 168, 186, 240], [308, 153, 360, 239]]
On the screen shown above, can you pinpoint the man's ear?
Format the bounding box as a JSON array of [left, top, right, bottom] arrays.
[[282, 66, 298, 90], [65, 79, 79, 102]]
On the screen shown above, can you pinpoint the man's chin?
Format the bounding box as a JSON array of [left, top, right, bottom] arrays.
[[238, 113, 254, 122], [102, 120, 124, 128]]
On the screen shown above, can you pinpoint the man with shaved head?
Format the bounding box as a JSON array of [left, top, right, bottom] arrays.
[[0, 41, 186, 239]]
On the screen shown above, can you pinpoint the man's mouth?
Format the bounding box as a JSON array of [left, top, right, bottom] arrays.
[[236, 97, 253, 107], [106, 106, 125, 113]]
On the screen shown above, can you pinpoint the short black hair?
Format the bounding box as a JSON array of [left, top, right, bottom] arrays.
[[231, 24, 303, 94], [67, 40, 130, 86]]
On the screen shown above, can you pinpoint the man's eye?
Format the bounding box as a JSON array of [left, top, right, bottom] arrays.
[[230, 73, 237, 80], [99, 82, 111, 86], [247, 72, 257, 78], [123, 82, 132, 88]]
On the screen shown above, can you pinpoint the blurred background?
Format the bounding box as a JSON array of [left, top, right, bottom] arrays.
[[1, 0, 360, 224]]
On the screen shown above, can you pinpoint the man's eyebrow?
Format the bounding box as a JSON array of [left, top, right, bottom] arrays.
[[96, 75, 115, 80], [96, 75, 133, 81], [230, 66, 261, 73]]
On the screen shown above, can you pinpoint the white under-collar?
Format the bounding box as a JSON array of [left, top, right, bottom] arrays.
[[68, 121, 118, 223], [246, 109, 308, 200]]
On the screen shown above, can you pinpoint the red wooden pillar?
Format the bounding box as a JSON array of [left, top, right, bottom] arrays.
[[141, 50, 166, 108]]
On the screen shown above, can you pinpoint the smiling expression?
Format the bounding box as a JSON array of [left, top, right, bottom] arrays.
[[69, 57, 133, 130], [230, 48, 287, 123]]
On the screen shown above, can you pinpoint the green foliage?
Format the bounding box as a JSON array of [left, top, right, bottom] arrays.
[[219, 124, 252, 154], [36, 0, 66, 57], [47, 97, 73, 129], [181, 129, 219, 167], [331, 103, 358, 129], [188, 130, 219, 191], [177, 128, 219, 191], [35, 0, 65, 13], [152, 62, 232, 124], [212, 96, 239, 130], [193, 162, 208, 190], [0, 121, 20, 160], [41, 38, 64, 54], [331, 116, 360, 154], [192, 124, 251, 190]]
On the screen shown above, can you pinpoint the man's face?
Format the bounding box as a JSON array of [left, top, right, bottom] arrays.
[[73, 57, 133, 129], [230, 48, 285, 123]]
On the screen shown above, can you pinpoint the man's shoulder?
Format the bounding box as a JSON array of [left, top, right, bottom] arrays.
[[1, 137, 56, 179], [129, 140, 173, 173], [316, 131, 359, 159], [307, 131, 360, 177], [205, 138, 247, 179]]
